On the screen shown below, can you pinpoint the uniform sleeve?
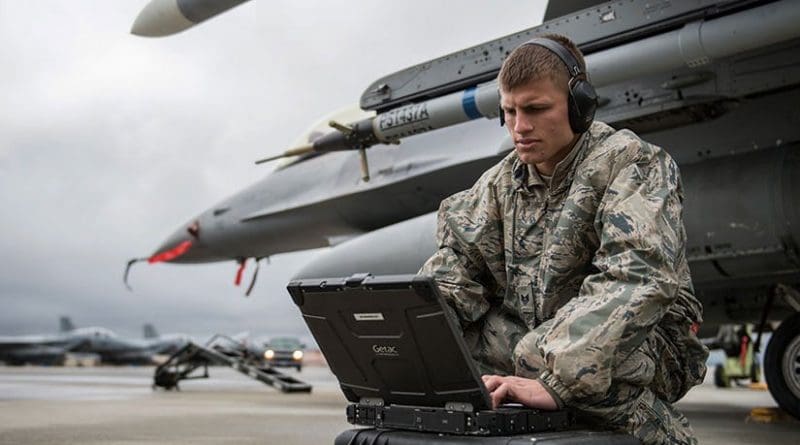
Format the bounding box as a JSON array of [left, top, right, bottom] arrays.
[[515, 145, 687, 403], [419, 180, 506, 328]]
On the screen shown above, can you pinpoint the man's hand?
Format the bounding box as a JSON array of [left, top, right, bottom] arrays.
[[482, 375, 558, 410]]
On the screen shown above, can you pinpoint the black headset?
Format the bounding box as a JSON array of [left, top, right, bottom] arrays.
[[499, 37, 597, 134]]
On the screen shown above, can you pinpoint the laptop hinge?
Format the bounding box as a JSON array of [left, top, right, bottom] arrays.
[[346, 273, 372, 287], [445, 401, 474, 412], [358, 397, 384, 407]]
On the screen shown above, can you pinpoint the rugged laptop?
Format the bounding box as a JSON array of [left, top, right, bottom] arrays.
[[287, 273, 572, 436]]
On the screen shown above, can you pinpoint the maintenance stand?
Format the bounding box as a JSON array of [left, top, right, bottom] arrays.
[[152, 334, 312, 393]]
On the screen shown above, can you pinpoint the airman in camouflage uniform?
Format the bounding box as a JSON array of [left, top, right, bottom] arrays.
[[420, 35, 708, 444]]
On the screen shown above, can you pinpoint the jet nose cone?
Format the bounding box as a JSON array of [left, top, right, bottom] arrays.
[[131, 0, 194, 37], [152, 228, 196, 263], [151, 219, 227, 263]]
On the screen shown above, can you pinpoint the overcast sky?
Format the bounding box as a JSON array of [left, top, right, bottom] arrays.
[[0, 1, 546, 341]]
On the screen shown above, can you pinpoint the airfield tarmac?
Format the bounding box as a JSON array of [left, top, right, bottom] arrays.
[[0, 365, 797, 444]]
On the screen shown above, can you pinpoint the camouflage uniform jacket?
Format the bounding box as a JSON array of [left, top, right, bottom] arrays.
[[421, 121, 707, 406]]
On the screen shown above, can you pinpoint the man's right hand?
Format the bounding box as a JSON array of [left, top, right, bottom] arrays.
[[482, 374, 559, 410]]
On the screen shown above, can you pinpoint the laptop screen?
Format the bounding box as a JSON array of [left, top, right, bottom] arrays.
[[288, 274, 491, 410]]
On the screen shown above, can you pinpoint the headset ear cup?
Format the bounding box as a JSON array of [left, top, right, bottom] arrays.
[[567, 91, 583, 133], [568, 79, 597, 133]]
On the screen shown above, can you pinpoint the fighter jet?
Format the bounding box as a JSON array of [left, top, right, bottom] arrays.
[[142, 324, 190, 356], [0, 317, 87, 365], [63, 318, 171, 365], [1, 317, 155, 365], [128, 0, 800, 419]]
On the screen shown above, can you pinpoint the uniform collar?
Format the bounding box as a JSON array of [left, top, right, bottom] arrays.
[[512, 131, 589, 192]]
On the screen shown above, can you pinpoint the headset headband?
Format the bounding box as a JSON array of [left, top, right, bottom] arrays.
[[522, 37, 584, 79], [500, 37, 597, 133]]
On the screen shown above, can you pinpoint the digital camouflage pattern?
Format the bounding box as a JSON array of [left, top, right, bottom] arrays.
[[420, 121, 708, 444]]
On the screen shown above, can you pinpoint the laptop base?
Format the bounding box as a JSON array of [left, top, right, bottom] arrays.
[[335, 428, 642, 445], [347, 403, 572, 436]]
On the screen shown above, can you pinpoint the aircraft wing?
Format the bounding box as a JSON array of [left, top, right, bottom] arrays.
[[0, 335, 66, 349], [544, 0, 609, 21], [0, 336, 83, 364], [0, 332, 94, 351]]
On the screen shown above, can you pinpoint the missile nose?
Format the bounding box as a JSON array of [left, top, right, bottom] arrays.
[[131, 0, 194, 37], [131, 0, 251, 37]]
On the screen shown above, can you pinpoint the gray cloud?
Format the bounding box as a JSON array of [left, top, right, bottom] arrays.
[[0, 1, 545, 340]]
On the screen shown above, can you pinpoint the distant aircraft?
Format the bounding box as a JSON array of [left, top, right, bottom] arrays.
[[59, 316, 75, 333], [128, 0, 800, 419], [63, 318, 164, 365], [0, 317, 172, 366], [69, 320, 179, 365], [0, 317, 88, 365], [142, 323, 190, 356]]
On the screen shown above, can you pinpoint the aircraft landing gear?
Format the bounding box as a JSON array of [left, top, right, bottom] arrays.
[[765, 312, 800, 420], [714, 364, 731, 388], [709, 325, 760, 388]]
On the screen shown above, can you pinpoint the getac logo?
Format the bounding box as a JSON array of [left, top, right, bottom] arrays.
[[372, 345, 398, 356]]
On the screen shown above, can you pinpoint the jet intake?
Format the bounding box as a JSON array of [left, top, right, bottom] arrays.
[[681, 145, 800, 288]]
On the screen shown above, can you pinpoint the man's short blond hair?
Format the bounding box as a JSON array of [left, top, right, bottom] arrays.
[[498, 34, 585, 93]]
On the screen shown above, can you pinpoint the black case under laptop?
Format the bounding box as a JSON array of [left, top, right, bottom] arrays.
[[287, 274, 573, 436]]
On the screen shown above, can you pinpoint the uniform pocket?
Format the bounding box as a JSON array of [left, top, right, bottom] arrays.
[[650, 318, 709, 402], [615, 341, 656, 387]]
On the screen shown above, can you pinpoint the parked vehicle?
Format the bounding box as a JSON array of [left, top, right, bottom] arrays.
[[262, 337, 304, 371]]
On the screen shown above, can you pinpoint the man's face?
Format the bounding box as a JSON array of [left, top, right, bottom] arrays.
[[500, 77, 578, 175]]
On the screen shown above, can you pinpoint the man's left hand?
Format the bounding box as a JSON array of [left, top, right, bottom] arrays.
[[482, 375, 559, 410]]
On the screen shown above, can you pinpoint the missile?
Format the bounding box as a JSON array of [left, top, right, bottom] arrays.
[[255, 81, 500, 175], [131, 0, 251, 37], [252, 84, 497, 181], [258, 0, 800, 164]]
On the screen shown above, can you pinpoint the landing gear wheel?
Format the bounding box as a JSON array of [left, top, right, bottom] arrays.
[[714, 364, 731, 388], [765, 312, 800, 420]]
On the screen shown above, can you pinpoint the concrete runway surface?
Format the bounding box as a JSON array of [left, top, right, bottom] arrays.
[[0, 365, 797, 444]]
